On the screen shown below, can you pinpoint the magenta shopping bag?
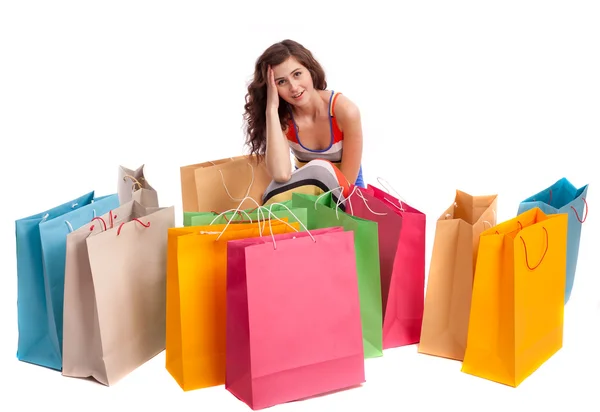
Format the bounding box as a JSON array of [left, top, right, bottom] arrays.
[[225, 226, 365, 410], [348, 184, 426, 349]]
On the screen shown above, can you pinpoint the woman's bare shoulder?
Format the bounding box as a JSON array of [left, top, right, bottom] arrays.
[[332, 92, 360, 128]]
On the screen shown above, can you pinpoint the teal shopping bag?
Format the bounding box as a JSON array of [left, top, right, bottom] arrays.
[[16, 191, 95, 369], [15, 191, 119, 370], [517, 177, 589, 303], [291, 192, 383, 358]]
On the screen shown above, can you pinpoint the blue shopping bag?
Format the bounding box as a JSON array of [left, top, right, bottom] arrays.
[[15, 191, 119, 370], [517, 177, 589, 304]]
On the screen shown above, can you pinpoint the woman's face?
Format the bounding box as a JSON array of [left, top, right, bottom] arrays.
[[271, 56, 314, 106]]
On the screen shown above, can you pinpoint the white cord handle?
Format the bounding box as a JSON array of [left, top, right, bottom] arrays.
[[264, 202, 315, 249], [376, 176, 410, 211], [337, 185, 388, 217], [208, 196, 299, 242], [218, 162, 255, 202]]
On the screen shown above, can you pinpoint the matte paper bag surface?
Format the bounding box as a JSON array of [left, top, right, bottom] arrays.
[[28, 193, 119, 370], [15, 191, 106, 370], [188, 205, 308, 232], [183, 200, 297, 226], [180, 156, 242, 212], [292, 192, 383, 358], [517, 177, 588, 303], [226, 227, 365, 410], [118, 164, 159, 207], [62, 201, 172, 385], [418, 190, 497, 361], [461, 207, 567, 387], [180, 155, 272, 213], [165, 220, 298, 391], [348, 184, 426, 349]]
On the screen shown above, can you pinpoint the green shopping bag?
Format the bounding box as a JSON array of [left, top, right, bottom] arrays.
[[186, 201, 308, 231], [291, 192, 383, 358]]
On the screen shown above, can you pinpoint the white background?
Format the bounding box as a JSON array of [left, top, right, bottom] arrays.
[[1, 1, 599, 410]]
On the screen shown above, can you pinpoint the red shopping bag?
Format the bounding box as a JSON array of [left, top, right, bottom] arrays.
[[348, 184, 426, 348], [225, 226, 365, 410]]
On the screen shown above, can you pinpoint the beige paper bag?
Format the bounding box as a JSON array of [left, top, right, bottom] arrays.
[[180, 155, 272, 213], [118, 164, 159, 207], [62, 200, 174, 385], [418, 190, 497, 361]]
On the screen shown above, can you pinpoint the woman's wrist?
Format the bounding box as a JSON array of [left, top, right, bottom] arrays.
[[266, 106, 279, 117]]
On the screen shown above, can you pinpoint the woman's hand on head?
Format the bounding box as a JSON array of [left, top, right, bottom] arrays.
[[266, 65, 279, 112]]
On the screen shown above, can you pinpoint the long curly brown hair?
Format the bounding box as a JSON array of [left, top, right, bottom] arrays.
[[243, 39, 327, 160]]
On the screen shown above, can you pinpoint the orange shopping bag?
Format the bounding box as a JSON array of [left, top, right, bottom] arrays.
[[165, 218, 299, 391], [461, 207, 568, 387]]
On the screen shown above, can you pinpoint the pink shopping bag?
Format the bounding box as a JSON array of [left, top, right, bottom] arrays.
[[348, 184, 426, 348], [225, 226, 365, 410]]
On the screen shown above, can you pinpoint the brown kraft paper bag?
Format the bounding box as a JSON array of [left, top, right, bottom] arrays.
[[180, 156, 241, 212], [418, 190, 497, 361], [181, 154, 272, 213]]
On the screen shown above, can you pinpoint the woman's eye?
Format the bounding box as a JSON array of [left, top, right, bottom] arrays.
[[277, 80, 285, 85], [294, 71, 301, 77]]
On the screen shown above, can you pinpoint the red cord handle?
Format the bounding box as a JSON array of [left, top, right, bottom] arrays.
[[494, 221, 549, 270], [117, 218, 151, 236], [89, 217, 107, 232], [519, 226, 549, 270], [109, 210, 118, 228], [571, 197, 588, 223], [89, 210, 120, 232]]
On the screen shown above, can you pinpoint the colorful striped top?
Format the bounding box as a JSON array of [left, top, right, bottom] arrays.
[[284, 90, 365, 187]]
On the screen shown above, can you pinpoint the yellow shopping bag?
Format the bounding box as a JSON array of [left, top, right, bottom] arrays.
[[166, 218, 299, 391], [461, 207, 568, 387]]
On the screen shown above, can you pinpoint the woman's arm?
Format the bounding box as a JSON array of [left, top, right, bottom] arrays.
[[335, 95, 364, 185], [265, 107, 292, 182], [264, 65, 292, 183]]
